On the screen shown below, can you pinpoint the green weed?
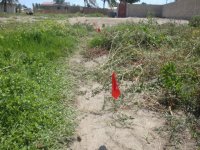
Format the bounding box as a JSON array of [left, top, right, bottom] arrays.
[[189, 16, 200, 27], [160, 62, 200, 115]]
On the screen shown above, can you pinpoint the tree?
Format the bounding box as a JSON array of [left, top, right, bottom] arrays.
[[121, 0, 140, 4], [0, 0, 18, 12], [22, 4, 27, 8], [102, 0, 139, 8], [102, 0, 106, 8], [84, 0, 97, 8], [102, 0, 117, 8], [53, 0, 65, 4]]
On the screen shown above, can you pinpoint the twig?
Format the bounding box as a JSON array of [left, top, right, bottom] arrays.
[[169, 106, 174, 116], [0, 65, 13, 71]]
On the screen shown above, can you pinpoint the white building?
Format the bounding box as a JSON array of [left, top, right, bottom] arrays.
[[0, 3, 17, 13]]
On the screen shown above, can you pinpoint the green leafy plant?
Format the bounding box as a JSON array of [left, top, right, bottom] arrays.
[[160, 62, 200, 115], [189, 16, 200, 27], [89, 34, 111, 49], [160, 62, 182, 95]]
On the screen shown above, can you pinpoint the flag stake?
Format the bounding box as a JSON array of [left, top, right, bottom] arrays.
[[112, 72, 121, 111]]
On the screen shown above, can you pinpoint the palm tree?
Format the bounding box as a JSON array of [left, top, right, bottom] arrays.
[[102, 0, 139, 9], [53, 0, 65, 4], [121, 0, 140, 4], [84, 0, 98, 8], [0, 0, 18, 12], [102, 0, 117, 8], [103, 0, 106, 8]]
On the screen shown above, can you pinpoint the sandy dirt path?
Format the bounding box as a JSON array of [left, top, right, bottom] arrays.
[[68, 41, 167, 150]]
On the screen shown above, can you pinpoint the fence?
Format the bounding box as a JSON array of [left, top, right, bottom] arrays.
[[126, 4, 162, 18], [121, 0, 200, 19], [35, 6, 109, 15], [162, 0, 200, 19]]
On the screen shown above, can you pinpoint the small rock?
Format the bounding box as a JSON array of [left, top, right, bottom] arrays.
[[77, 136, 82, 142], [98, 145, 107, 150]]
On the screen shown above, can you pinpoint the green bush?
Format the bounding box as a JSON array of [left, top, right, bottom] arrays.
[[160, 62, 182, 95], [189, 16, 200, 27], [89, 35, 111, 49], [160, 62, 200, 115], [89, 22, 174, 51]]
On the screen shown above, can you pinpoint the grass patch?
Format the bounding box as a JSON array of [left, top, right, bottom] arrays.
[[34, 12, 106, 20], [0, 21, 88, 149]]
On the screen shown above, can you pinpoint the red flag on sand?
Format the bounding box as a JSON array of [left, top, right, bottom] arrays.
[[112, 72, 121, 100]]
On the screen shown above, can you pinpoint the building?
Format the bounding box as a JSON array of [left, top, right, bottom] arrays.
[[0, 2, 17, 13]]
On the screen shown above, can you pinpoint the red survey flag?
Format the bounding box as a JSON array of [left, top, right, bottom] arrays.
[[96, 27, 101, 33], [112, 72, 121, 100]]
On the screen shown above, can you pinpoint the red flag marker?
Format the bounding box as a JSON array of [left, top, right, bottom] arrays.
[[112, 72, 121, 100], [96, 27, 101, 33]]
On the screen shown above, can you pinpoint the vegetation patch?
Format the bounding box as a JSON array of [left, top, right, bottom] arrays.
[[189, 16, 200, 27], [34, 12, 106, 20], [0, 21, 88, 149], [88, 20, 200, 147]]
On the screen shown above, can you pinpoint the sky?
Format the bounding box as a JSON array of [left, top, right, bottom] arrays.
[[19, 0, 175, 8]]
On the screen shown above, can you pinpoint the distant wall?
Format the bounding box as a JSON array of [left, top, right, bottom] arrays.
[[68, 6, 80, 13], [121, 0, 200, 19], [126, 4, 162, 17], [0, 5, 16, 13], [35, 5, 109, 15], [162, 0, 200, 19], [35, 5, 71, 13], [82, 7, 109, 15]]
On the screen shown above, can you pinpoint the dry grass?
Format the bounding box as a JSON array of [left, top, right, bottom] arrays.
[[85, 20, 200, 148]]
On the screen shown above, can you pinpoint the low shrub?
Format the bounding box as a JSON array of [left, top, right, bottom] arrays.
[[160, 62, 200, 115], [89, 34, 111, 49], [89, 22, 174, 51], [189, 16, 200, 27]]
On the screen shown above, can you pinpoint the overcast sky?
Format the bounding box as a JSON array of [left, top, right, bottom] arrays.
[[19, 0, 175, 8]]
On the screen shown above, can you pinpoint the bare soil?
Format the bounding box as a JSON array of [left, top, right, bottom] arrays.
[[0, 16, 188, 27], [68, 17, 188, 28], [69, 50, 167, 150], [0, 16, 37, 23], [69, 49, 197, 150]]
